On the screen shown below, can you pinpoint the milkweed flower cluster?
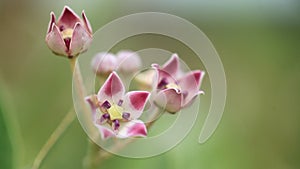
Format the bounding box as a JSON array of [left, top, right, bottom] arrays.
[[87, 53, 205, 139], [45, 6, 205, 140]]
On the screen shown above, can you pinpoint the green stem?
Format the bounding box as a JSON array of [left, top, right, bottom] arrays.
[[31, 58, 85, 169], [72, 66, 111, 169], [83, 76, 108, 169], [83, 140, 102, 169], [32, 108, 75, 169], [71, 58, 96, 134]]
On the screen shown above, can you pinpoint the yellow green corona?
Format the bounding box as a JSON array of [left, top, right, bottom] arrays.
[[107, 104, 123, 120], [61, 28, 74, 39]]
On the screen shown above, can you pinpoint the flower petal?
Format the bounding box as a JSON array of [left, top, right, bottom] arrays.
[[57, 6, 81, 29], [95, 124, 115, 140], [69, 22, 92, 56], [45, 24, 68, 56], [154, 88, 183, 113], [178, 70, 205, 105], [182, 91, 204, 108], [97, 72, 125, 103], [123, 91, 150, 119], [152, 68, 177, 90], [85, 95, 98, 121], [47, 12, 56, 34], [162, 53, 180, 76], [81, 10, 93, 34], [117, 120, 147, 138]]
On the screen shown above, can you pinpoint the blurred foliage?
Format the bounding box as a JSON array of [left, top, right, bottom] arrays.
[[0, 89, 13, 169], [0, 81, 21, 169], [0, 0, 300, 169]]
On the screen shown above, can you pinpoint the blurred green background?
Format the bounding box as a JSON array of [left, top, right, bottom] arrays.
[[0, 0, 300, 169]]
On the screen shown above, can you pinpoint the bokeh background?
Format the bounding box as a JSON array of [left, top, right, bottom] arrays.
[[0, 0, 300, 169]]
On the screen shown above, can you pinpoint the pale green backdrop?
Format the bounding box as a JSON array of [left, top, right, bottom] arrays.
[[0, 0, 299, 169]]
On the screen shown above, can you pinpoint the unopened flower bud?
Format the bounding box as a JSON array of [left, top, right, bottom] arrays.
[[91, 52, 117, 76], [116, 50, 142, 74], [45, 6, 93, 58]]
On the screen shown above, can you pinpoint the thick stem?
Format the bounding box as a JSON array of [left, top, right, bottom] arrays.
[[83, 140, 102, 169], [70, 58, 95, 133], [69, 57, 76, 72], [74, 67, 107, 169], [32, 108, 75, 169]]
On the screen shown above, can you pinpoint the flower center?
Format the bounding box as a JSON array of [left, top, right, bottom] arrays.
[[166, 83, 181, 91], [97, 100, 131, 131], [61, 28, 74, 39], [107, 104, 124, 120]]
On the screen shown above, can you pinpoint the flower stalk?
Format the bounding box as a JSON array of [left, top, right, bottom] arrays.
[[83, 140, 102, 169], [31, 57, 91, 169], [31, 108, 75, 169]]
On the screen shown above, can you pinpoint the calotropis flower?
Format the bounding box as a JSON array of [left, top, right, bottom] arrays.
[[152, 54, 205, 113], [45, 6, 93, 58], [86, 72, 150, 139]]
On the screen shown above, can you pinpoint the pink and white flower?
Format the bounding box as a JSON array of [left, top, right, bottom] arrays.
[[152, 54, 205, 113], [45, 6, 93, 58], [86, 72, 150, 139]]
